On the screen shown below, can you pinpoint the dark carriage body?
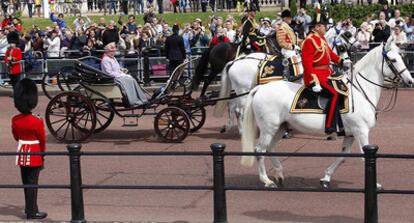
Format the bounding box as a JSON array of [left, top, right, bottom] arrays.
[[43, 56, 204, 144]]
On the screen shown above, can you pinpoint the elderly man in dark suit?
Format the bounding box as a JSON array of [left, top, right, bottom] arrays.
[[165, 24, 186, 75]]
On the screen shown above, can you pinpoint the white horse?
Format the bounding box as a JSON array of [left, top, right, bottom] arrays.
[[241, 39, 413, 188], [214, 31, 359, 134]]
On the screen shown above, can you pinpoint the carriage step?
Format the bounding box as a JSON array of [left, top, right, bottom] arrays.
[[122, 117, 139, 127]]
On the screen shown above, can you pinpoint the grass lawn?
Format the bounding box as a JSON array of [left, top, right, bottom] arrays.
[[20, 11, 277, 31]]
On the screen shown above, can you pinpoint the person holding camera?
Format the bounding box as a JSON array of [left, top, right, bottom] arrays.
[[389, 10, 405, 29], [45, 30, 60, 58], [373, 12, 391, 44]]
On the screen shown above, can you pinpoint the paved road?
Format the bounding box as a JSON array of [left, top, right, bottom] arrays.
[[0, 89, 413, 222]]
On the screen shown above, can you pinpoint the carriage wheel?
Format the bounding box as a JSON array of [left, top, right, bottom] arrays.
[[187, 106, 206, 132], [57, 67, 80, 92], [154, 107, 190, 143], [41, 72, 65, 100], [45, 91, 96, 143], [91, 99, 114, 133]]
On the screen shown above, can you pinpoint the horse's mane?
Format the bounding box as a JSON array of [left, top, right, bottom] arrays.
[[353, 44, 382, 72]]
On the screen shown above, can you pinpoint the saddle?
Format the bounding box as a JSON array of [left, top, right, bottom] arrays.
[[290, 78, 349, 114], [257, 55, 302, 85]]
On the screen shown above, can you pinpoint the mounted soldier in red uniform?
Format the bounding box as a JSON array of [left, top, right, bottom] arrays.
[[301, 13, 351, 135]]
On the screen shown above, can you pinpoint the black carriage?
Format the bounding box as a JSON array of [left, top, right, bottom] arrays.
[[43, 56, 206, 143]]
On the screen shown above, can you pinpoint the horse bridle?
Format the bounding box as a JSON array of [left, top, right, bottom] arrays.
[[349, 44, 406, 113], [334, 31, 358, 54]]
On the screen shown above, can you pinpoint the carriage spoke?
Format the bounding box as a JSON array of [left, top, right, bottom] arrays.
[[55, 120, 69, 133], [71, 123, 75, 140], [50, 118, 66, 125], [62, 122, 70, 140]]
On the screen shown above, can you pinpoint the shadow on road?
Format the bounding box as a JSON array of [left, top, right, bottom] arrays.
[[243, 210, 362, 223], [225, 174, 354, 188], [0, 204, 25, 219]]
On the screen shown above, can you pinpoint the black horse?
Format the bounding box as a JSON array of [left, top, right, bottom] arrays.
[[192, 34, 280, 97], [191, 42, 238, 96]]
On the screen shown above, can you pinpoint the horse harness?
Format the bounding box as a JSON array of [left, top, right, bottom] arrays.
[[347, 45, 406, 115]]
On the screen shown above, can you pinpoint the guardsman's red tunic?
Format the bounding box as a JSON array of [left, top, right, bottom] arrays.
[[5, 47, 23, 75], [12, 113, 46, 167]]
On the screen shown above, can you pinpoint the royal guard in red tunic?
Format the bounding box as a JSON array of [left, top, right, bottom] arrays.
[[301, 13, 351, 135], [12, 78, 47, 220], [4, 31, 22, 90]]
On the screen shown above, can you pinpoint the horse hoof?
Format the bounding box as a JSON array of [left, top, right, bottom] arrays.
[[377, 183, 384, 190], [265, 182, 277, 188], [320, 180, 330, 189]]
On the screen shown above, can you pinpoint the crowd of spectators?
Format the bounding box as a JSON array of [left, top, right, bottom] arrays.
[[0, 1, 412, 63]]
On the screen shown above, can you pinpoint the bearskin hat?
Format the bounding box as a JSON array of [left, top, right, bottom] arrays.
[[7, 31, 19, 44], [13, 78, 38, 114], [281, 9, 292, 18]]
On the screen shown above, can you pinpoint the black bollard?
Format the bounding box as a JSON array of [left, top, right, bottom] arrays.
[[211, 143, 228, 223], [363, 144, 379, 223], [67, 144, 86, 223]]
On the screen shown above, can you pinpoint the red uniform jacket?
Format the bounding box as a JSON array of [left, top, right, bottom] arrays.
[[302, 31, 341, 86], [12, 114, 46, 167], [4, 47, 23, 75]]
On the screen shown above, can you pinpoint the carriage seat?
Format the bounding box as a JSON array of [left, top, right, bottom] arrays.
[[74, 56, 115, 85]]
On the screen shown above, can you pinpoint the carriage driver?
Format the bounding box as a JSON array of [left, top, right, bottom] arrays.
[[277, 9, 300, 58], [101, 42, 148, 106], [302, 13, 351, 135], [239, 2, 266, 55]]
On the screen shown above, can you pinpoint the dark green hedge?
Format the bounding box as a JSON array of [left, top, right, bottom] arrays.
[[306, 4, 414, 27]]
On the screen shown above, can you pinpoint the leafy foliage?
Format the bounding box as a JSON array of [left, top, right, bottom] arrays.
[[306, 3, 414, 27]]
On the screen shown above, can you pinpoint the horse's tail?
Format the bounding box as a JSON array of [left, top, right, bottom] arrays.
[[241, 86, 259, 167], [213, 62, 233, 117]]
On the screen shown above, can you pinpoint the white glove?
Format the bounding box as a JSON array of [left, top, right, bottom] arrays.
[[342, 59, 352, 70], [294, 45, 301, 51], [312, 84, 322, 93]]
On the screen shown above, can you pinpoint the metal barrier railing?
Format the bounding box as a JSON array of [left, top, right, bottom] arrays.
[[0, 47, 412, 86], [0, 143, 413, 222]]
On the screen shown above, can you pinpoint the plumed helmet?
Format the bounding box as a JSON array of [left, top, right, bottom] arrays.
[[7, 31, 19, 44], [13, 78, 38, 114], [281, 9, 292, 18], [311, 10, 328, 26]]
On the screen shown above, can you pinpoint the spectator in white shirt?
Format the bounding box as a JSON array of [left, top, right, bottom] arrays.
[[390, 25, 407, 47], [224, 20, 236, 42], [45, 30, 60, 58], [388, 10, 405, 29]]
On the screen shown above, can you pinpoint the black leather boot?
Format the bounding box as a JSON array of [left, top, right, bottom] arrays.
[[27, 212, 47, 219]]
